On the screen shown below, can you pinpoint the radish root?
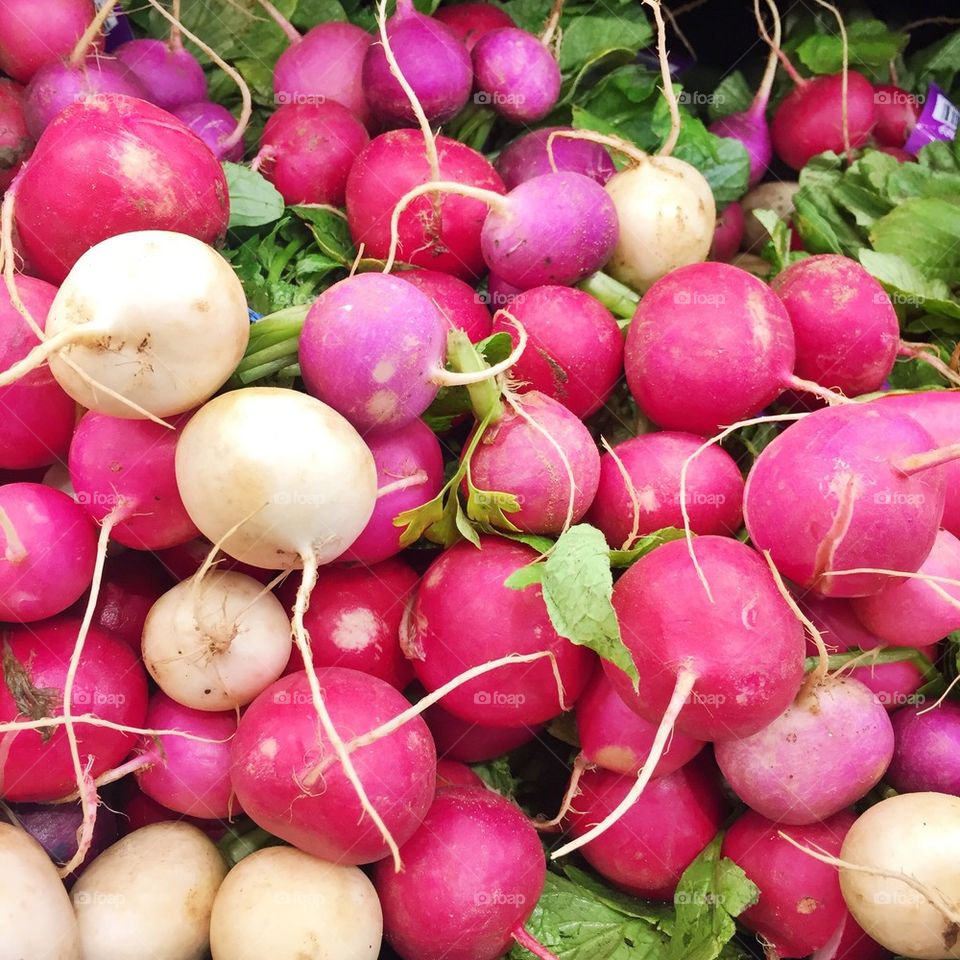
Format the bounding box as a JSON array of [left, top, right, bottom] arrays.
[[376, 470, 429, 498], [601, 436, 642, 551], [783, 374, 854, 406], [751, 0, 782, 115], [69, 0, 119, 67], [895, 441, 960, 476], [255, 0, 302, 43], [534, 752, 589, 831], [917, 673, 960, 716], [512, 925, 562, 960], [545, 129, 647, 169], [755, 0, 804, 86], [898, 341, 960, 388], [432, 317, 528, 387], [811, 0, 851, 159], [641, 0, 681, 157]]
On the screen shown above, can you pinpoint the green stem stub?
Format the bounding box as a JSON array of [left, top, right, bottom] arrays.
[[445, 329, 503, 423]]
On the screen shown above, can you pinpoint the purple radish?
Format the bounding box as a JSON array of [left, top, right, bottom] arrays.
[[170, 101, 243, 162], [715, 675, 894, 824], [434, 2, 516, 51], [0, 0, 98, 84], [422, 691, 540, 761], [771, 254, 899, 397], [463, 391, 602, 535], [341, 418, 444, 565], [744, 403, 948, 597], [487, 271, 524, 310], [850, 529, 960, 649], [709, 201, 745, 262], [489, 285, 623, 418], [0, 482, 97, 622], [567, 759, 726, 900], [401, 269, 492, 342], [363, 0, 472, 127], [114, 37, 207, 109], [495, 125, 616, 190], [585, 431, 745, 549], [472, 28, 561, 124], [404, 537, 595, 727], [252, 101, 368, 206], [886, 701, 960, 797], [68, 411, 200, 551], [576, 665, 705, 778], [374, 787, 551, 960]]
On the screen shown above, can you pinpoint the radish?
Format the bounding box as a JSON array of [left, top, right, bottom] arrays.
[[887, 701, 960, 797], [374, 786, 553, 960], [743, 403, 948, 597], [0, 822, 81, 958], [723, 809, 856, 958], [567, 759, 726, 899], [0, 482, 97, 622], [837, 792, 960, 959], [850, 529, 960, 648], [88, 551, 172, 652], [71, 822, 226, 960], [436, 758, 484, 789], [230, 667, 437, 865], [487, 271, 524, 310], [142, 570, 292, 711], [363, 0, 472, 126], [114, 779, 232, 839], [12, 96, 230, 284], [575, 664, 705, 778], [135, 692, 238, 819], [114, 37, 207, 110], [154, 537, 277, 586], [709, 201, 745, 261], [472, 27, 561, 124], [585, 431, 745, 549], [404, 537, 595, 726], [210, 846, 383, 960], [276, 558, 418, 689], [873, 84, 919, 148], [463, 391, 602, 534], [0, 275, 75, 470], [434, 2, 516, 50], [708, 0, 780, 186], [489, 285, 623, 418], [347, 130, 505, 279], [496, 125, 616, 190], [0, 614, 148, 801], [401, 268, 492, 342], [771, 255, 900, 397], [0, 0, 96, 83], [715, 675, 895, 824], [742, 179, 799, 250], [342, 419, 445, 564], [170, 101, 244, 162], [252, 101, 369, 206], [0, 80, 32, 190], [68, 411, 200, 550]]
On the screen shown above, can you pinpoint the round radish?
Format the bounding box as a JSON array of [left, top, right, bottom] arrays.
[[436, 758, 484, 790], [14, 95, 229, 284], [887, 702, 960, 797], [873, 84, 919, 148], [709, 201, 745, 262], [0, 79, 32, 190], [154, 537, 278, 585], [89, 551, 172, 653], [434, 2, 515, 50], [404, 537, 595, 726], [230, 667, 436, 865], [0, 0, 96, 83], [495, 125, 616, 190], [401, 268, 492, 342], [114, 37, 207, 109], [170, 101, 243, 162]]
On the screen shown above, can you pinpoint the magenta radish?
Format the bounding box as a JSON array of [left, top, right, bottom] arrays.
[[405, 537, 595, 726], [135, 692, 238, 820], [709, 201, 745, 262], [0, 80, 32, 191], [463, 391, 602, 535], [252, 101, 368, 206], [487, 271, 523, 310], [347, 130, 504, 279], [886, 701, 960, 797], [771, 254, 899, 397], [362, 0, 472, 126], [436, 758, 483, 790], [744, 403, 948, 597], [401, 268, 492, 342], [114, 37, 207, 109], [142, 570, 292, 711], [13, 95, 230, 284], [170, 101, 243, 162], [434, 2, 516, 50], [496, 125, 616, 190], [576, 665, 705, 778], [341, 420, 445, 564], [0, 275, 75, 470], [154, 537, 277, 586], [567, 759, 726, 899], [723, 809, 856, 958], [68, 411, 199, 550], [850, 529, 960, 648], [0, 482, 97, 622], [230, 667, 436, 865], [89, 551, 172, 652], [277, 557, 418, 689], [0, 615, 148, 801], [374, 786, 549, 960], [472, 28, 561, 124], [873, 84, 919, 148], [585, 431, 744, 549], [0, 0, 97, 84], [833, 914, 895, 960], [489, 285, 623, 418], [715, 676, 894, 824]]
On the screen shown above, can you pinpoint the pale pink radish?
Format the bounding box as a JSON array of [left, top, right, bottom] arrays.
[[170, 101, 244, 162], [495, 126, 616, 190], [401, 268, 492, 342], [434, 2, 516, 50], [114, 37, 207, 109], [887, 701, 960, 797]]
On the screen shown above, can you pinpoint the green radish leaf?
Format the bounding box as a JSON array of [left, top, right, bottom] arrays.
[[224, 163, 285, 228], [290, 206, 355, 266], [558, 14, 652, 74], [870, 198, 960, 283], [466, 484, 523, 532], [609, 527, 686, 568], [753, 209, 794, 275], [707, 71, 753, 122], [796, 19, 908, 75], [906, 30, 960, 103], [476, 332, 516, 366], [471, 756, 521, 798], [858, 251, 960, 321]]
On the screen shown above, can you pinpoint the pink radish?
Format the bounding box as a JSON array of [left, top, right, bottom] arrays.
[[434, 2, 516, 50], [872, 84, 919, 148], [0, 482, 97, 623], [135, 692, 238, 820], [404, 537, 595, 726], [114, 37, 207, 110], [567, 759, 726, 899], [401, 268, 492, 342], [88, 551, 172, 652], [252, 101, 369, 206], [0, 80, 32, 191], [68, 410, 200, 551], [0, 615, 148, 801], [154, 537, 277, 586], [585, 431, 745, 549], [0, 0, 97, 84], [170, 101, 244, 162], [230, 667, 437, 865], [496, 125, 615, 190], [887, 701, 960, 797], [709, 201, 745, 262], [435, 758, 484, 790]]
